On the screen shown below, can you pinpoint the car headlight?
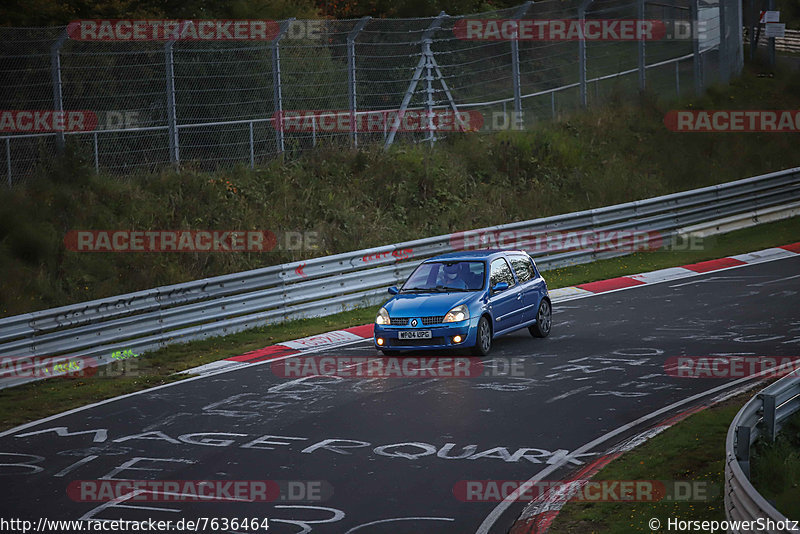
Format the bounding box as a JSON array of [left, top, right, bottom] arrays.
[[443, 304, 469, 323], [375, 307, 390, 325]]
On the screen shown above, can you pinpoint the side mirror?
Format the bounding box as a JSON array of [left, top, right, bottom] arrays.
[[388, 286, 399, 295], [491, 282, 509, 293]]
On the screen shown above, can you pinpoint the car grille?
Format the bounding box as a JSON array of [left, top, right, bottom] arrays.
[[390, 316, 445, 326], [390, 337, 445, 347]]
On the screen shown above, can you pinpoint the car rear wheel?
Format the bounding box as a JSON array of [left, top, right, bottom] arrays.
[[472, 316, 492, 356], [529, 299, 552, 338]]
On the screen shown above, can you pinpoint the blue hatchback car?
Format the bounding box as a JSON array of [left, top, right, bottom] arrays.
[[373, 250, 551, 356]]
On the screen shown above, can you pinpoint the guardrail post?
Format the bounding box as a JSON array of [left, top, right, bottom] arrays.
[[578, 0, 594, 107], [272, 19, 294, 155], [637, 0, 646, 91], [691, 0, 702, 96], [762, 393, 777, 441], [735, 425, 751, 479], [50, 31, 68, 152], [348, 17, 371, 148], [165, 40, 179, 165], [511, 2, 532, 124]]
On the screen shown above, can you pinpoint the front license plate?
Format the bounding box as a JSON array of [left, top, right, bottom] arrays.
[[399, 330, 432, 340]]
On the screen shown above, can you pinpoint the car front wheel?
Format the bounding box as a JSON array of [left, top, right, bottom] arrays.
[[472, 316, 492, 356], [529, 299, 552, 338]]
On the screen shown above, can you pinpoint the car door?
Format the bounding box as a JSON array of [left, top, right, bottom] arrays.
[[509, 254, 544, 324], [488, 257, 524, 334]]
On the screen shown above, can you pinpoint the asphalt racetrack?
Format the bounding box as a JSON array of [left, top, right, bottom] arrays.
[[1, 256, 799, 533]]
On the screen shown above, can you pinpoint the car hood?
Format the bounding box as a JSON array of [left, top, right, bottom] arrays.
[[384, 292, 477, 317]]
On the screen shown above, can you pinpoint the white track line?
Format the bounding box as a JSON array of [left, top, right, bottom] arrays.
[[476, 371, 777, 533]]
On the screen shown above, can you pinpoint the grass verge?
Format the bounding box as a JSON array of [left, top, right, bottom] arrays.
[[3, 64, 800, 318], [750, 410, 800, 520], [547, 390, 759, 534], [0, 215, 797, 432]]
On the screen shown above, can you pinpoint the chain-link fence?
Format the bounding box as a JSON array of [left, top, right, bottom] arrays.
[[0, 0, 742, 185]]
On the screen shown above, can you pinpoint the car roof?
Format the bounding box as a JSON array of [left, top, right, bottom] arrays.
[[424, 249, 529, 262]]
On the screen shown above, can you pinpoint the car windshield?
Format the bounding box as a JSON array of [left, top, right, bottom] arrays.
[[401, 261, 485, 292]]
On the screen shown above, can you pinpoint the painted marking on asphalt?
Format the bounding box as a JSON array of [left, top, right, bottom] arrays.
[[545, 386, 592, 404], [476, 370, 775, 534], [344, 517, 456, 532]]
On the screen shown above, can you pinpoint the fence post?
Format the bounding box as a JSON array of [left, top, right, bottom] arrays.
[[272, 19, 294, 155], [767, 0, 776, 66], [748, 0, 756, 61], [691, 0, 703, 96], [718, 0, 729, 84], [93, 132, 99, 173], [50, 31, 68, 152], [5, 138, 10, 187], [249, 121, 254, 168], [165, 40, 179, 165], [637, 0, 646, 91], [511, 2, 532, 125], [578, 0, 595, 107], [348, 17, 371, 148], [423, 39, 436, 147]]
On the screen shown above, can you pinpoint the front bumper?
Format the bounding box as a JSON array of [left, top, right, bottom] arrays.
[[373, 317, 479, 351]]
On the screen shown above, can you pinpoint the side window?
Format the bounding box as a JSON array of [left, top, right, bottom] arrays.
[[510, 256, 535, 283], [490, 258, 516, 287]]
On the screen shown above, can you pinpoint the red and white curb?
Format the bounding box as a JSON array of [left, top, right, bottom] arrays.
[[547, 241, 800, 301], [182, 242, 800, 376], [181, 324, 375, 376]]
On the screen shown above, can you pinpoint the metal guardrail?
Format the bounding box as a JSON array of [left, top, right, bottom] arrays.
[[724, 373, 800, 533], [0, 166, 798, 387]]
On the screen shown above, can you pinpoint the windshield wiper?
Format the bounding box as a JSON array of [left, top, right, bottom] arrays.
[[433, 285, 470, 292], [401, 287, 432, 293]]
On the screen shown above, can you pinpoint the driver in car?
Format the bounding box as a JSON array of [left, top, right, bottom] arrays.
[[438, 263, 468, 290]]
